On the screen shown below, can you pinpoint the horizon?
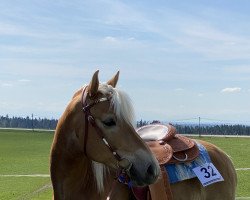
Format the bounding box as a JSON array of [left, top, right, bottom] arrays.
[[1, 1, 250, 124], [1, 114, 250, 126]]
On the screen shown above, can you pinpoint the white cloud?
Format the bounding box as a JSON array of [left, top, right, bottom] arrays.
[[102, 36, 140, 46], [18, 79, 31, 83], [174, 88, 184, 92], [103, 36, 118, 43], [128, 37, 135, 41], [17, 79, 31, 85], [1, 83, 13, 87], [221, 87, 242, 93]]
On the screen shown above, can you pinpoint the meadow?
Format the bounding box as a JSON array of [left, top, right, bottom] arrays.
[[0, 129, 249, 200]]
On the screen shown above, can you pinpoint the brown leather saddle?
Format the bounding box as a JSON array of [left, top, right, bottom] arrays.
[[137, 124, 199, 165], [134, 124, 200, 200]]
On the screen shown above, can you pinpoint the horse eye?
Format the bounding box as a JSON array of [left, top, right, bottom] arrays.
[[102, 118, 116, 127]]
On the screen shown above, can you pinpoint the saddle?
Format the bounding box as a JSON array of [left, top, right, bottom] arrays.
[[138, 124, 199, 165], [134, 124, 199, 200]]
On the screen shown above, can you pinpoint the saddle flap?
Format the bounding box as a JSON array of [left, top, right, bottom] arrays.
[[167, 135, 195, 153], [168, 144, 200, 164], [147, 141, 173, 165]]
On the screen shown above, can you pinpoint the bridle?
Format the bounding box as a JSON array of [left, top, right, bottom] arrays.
[[81, 86, 132, 183], [81, 86, 122, 160]]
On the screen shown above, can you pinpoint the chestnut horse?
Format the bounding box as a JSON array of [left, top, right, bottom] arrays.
[[50, 70, 237, 200], [50, 71, 160, 200]]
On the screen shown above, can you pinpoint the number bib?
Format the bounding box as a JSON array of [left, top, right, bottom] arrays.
[[192, 163, 224, 187]]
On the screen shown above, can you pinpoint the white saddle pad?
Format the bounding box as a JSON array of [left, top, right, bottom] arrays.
[[137, 124, 169, 141]]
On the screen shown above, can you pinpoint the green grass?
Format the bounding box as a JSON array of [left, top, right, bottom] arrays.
[[194, 136, 250, 197], [0, 177, 51, 200], [0, 129, 249, 199], [0, 129, 53, 200], [196, 136, 250, 168]]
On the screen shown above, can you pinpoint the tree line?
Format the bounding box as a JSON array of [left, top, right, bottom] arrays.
[[0, 116, 249, 135], [0, 115, 57, 130], [174, 124, 250, 136], [137, 120, 250, 136]]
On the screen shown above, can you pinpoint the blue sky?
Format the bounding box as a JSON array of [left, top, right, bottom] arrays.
[[1, 0, 250, 124]]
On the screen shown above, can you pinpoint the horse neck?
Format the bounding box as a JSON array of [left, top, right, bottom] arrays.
[[51, 109, 113, 199]]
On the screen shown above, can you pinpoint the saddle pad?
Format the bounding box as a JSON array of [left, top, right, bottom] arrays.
[[164, 142, 211, 184]]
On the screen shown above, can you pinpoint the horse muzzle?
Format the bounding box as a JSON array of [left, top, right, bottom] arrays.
[[118, 154, 160, 186], [129, 161, 160, 186]]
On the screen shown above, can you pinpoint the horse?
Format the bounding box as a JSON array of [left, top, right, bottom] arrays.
[[50, 70, 237, 200], [50, 70, 160, 200]]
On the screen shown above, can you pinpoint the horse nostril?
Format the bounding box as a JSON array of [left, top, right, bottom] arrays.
[[147, 164, 155, 177]]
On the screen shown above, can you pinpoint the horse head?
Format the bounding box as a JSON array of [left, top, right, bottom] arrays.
[[69, 70, 160, 187]]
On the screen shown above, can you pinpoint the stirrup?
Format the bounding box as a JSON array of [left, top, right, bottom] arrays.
[[172, 153, 188, 162]]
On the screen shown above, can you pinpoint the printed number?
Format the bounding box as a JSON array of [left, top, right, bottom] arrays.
[[200, 165, 217, 179]]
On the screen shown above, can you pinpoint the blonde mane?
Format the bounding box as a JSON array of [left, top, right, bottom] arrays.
[[92, 161, 109, 193]]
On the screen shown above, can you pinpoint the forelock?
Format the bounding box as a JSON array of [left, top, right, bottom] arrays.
[[98, 83, 136, 127]]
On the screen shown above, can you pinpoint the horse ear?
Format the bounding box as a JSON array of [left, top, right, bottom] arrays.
[[88, 70, 99, 97], [107, 71, 120, 88]]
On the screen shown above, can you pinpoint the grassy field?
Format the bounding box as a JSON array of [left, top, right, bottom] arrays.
[[0, 129, 53, 200], [193, 136, 250, 198], [0, 129, 249, 199]]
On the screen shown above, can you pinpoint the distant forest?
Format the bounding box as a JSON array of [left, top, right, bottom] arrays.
[[0, 115, 57, 130], [137, 120, 250, 136], [0, 115, 250, 135]]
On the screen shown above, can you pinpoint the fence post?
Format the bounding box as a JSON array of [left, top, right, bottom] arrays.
[[198, 117, 201, 137]]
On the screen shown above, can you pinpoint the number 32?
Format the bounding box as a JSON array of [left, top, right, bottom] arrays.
[[200, 165, 217, 178]]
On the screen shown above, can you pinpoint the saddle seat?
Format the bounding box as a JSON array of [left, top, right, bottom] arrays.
[[134, 124, 200, 200], [137, 124, 199, 165]]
